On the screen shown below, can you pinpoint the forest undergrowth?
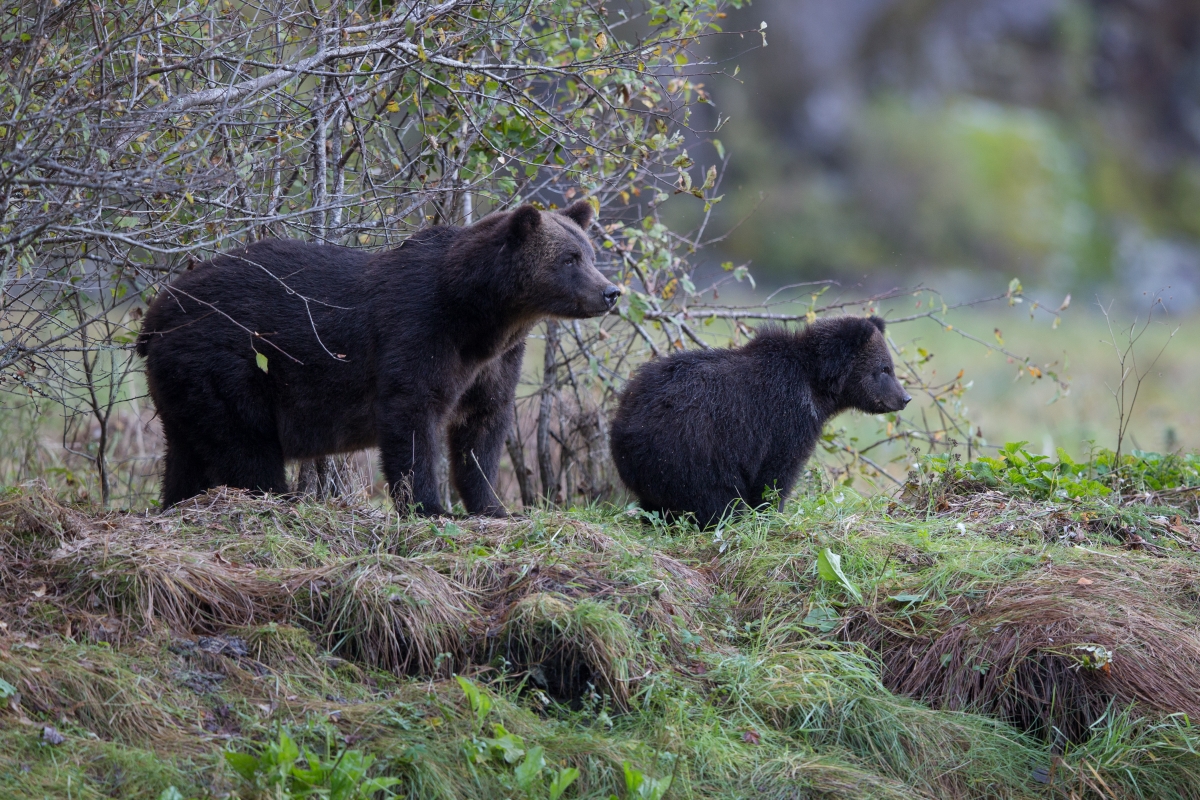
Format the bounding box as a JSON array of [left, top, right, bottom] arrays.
[[3, 447, 1200, 799]]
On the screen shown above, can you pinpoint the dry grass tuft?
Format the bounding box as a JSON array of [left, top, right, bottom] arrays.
[[752, 752, 919, 800], [501, 592, 637, 708], [229, 622, 319, 668], [56, 540, 285, 633], [852, 563, 1200, 743], [290, 556, 472, 676], [1, 640, 198, 745]]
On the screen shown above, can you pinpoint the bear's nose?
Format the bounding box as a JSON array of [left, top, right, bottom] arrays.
[[603, 284, 621, 308], [902, 393, 912, 406]]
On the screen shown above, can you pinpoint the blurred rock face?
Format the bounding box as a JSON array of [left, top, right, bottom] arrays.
[[705, 0, 1200, 298]]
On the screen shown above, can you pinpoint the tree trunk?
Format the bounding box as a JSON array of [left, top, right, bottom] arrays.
[[296, 455, 349, 500], [536, 320, 560, 504], [506, 423, 536, 509]]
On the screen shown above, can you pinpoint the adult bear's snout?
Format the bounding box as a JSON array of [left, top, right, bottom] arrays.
[[603, 284, 622, 309]]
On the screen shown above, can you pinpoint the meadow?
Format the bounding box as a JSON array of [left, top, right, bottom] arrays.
[[3, 445, 1200, 799]]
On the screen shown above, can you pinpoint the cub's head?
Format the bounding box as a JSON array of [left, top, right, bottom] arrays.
[[813, 316, 911, 414], [504, 200, 620, 318]]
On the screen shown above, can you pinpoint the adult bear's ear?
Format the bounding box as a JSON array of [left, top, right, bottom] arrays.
[[508, 204, 541, 245], [868, 315, 886, 333], [560, 199, 594, 230]]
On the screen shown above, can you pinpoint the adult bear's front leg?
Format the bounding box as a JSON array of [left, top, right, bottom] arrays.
[[448, 342, 525, 517], [378, 400, 449, 516]]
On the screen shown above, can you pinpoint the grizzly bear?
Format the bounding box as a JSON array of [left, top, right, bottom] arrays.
[[609, 316, 910, 527], [137, 201, 619, 515]]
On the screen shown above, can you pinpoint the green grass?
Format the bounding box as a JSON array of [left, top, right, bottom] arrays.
[[3, 452, 1200, 799], [881, 308, 1200, 458]]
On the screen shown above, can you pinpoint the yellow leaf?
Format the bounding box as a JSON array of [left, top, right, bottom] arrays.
[[385, 100, 400, 113], [594, 32, 607, 50]]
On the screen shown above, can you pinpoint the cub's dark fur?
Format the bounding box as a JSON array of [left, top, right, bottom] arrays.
[[137, 201, 618, 515], [609, 316, 910, 527]]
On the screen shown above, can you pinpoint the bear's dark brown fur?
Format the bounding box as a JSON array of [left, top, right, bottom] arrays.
[[137, 201, 618, 514], [609, 316, 910, 527]]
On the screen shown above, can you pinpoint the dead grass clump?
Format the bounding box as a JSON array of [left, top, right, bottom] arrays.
[[410, 515, 715, 664], [403, 514, 621, 558], [1, 641, 197, 745], [751, 752, 919, 800], [230, 622, 320, 669], [502, 592, 637, 708], [0, 482, 92, 546], [0, 484, 96, 605], [853, 565, 1200, 743], [290, 555, 472, 677], [57, 543, 284, 633]]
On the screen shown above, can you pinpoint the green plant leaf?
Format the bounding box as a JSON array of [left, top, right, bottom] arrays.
[[802, 606, 841, 632], [485, 723, 526, 764], [514, 746, 546, 791], [0, 677, 16, 699], [456, 675, 492, 729], [255, 352, 268, 373], [224, 750, 261, 783], [549, 766, 580, 800], [817, 548, 863, 604], [623, 761, 644, 794]]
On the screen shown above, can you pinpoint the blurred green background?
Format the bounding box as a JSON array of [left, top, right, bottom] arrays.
[[701, 0, 1200, 294], [682, 0, 1200, 458]]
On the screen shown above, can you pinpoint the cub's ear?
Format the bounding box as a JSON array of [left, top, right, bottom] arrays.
[[508, 204, 542, 244], [560, 199, 594, 230], [868, 315, 886, 333], [816, 317, 878, 395], [839, 317, 878, 350]]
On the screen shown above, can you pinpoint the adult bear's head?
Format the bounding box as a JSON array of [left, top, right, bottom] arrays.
[[812, 315, 911, 414], [495, 200, 620, 319]]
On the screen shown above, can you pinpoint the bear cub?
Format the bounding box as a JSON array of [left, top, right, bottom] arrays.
[[609, 315, 910, 527], [138, 200, 618, 515]]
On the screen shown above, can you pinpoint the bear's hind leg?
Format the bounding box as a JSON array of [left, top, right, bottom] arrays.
[[448, 342, 523, 517], [161, 429, 212, 506]]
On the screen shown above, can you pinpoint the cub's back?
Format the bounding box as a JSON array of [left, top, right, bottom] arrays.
[[611, 346, 768, 460]]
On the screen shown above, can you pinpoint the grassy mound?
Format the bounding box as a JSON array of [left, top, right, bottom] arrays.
[[3, 454, 1200, 799]]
